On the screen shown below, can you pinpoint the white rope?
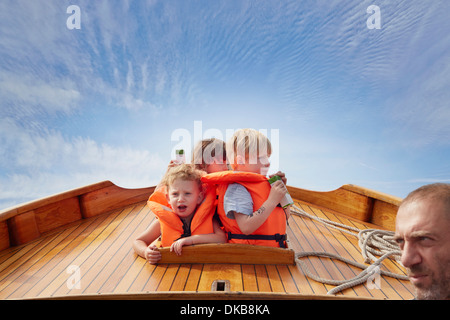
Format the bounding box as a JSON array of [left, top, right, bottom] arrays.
[[290, 205, 408, 295]]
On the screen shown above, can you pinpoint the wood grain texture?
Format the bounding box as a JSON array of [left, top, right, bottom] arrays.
[[0, 199, 413, 300], [0, 182, 412, 300], [158, 244, 295, 265]]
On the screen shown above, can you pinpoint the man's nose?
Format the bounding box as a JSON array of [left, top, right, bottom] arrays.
[[401, 242, 422, 269]]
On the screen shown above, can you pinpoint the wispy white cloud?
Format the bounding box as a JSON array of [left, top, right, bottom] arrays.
[[0, 71, 81, 116], [1, 0, 449, 207], [0, 118, 166, 209], [386, 48, 450, 147]]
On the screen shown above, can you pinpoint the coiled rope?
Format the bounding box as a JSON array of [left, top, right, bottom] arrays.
[[290, 205, 409, 295]]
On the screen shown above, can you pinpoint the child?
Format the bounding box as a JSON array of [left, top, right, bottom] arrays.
[[192, 138, 228, 173], [147, 138, 228, 206], [202, 129, 290, 248], [133, 164, 226, 264]]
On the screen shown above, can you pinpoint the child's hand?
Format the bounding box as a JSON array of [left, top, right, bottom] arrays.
[[268, 180, 287, 205], [269, 171, 287, 185], [170, 238, 189, 256], [144, 244, 161, 264]]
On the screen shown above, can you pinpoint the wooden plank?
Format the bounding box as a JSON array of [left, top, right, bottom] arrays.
[[158, 244, 295, 265], [0, 182, 152, 251], [142, 264, 168, 291], [26, 291, 376, 300], [7, 211, 40, 246], [80, 185, 153, 218], [63, 205, 144, 296], [284, 217, 328, 295], [157, 264, 180, 291], [0, 221, 9, 252], [254, 265, 272, 292], [97, 209, 155, 294], [342, 184, 402, 206], [371, 200, 398, 230], [34, 197, 82, 234], [288, 185, 373, 222], [119, 202, 163, 294], [241, 264, 258, 291], [287, 264, 316, 295], [112, 253, 144, 293], [183, 264, 203, 291], [0, 235, 61, 299], [124, 259, 155, 293], [28, 207, 127, 298], [288, 204, 337, 294], [277, 265, 299, 293], [287, 184, 402, 230], [265, 265, 284, 292], [169, 264, 192, 291], [1, 223, 88, 299], [13, 212, 110, 299], [0, 181, 115, 222]]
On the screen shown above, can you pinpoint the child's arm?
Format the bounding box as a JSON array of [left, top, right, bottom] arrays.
[[234, 180, 287, 235], [133, 219, 162, 264], [170, 219, 227, 255]]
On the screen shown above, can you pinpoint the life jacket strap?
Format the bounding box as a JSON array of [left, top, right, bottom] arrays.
[[227, 232, 287, 248]]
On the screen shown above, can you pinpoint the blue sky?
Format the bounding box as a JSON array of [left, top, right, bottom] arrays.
[[1, 0, 449, 209]]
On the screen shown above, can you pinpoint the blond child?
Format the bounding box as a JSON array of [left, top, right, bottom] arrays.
[[202, 129, 290, 248], [133, 164, 226, 264]]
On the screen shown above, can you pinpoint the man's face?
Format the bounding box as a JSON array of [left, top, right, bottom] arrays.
[[395, 199, 450, 299]]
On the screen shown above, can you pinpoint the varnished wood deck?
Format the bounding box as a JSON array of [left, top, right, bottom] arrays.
[[0, 197, 414, 300]]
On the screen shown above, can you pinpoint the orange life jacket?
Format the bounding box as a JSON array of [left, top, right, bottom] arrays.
[[201, 171, 287, 248], [147, 186, 216, 247]]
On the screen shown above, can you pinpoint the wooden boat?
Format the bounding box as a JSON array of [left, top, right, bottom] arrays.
[[0, 181, 414, 300]]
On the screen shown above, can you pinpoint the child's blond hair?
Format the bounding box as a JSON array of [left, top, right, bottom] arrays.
[[226, 129, 272, 169], [162, 164, 204, 191]]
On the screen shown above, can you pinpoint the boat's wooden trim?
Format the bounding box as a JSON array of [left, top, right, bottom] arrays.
[[287, 184, 402, 230], [0, 181, 402, 251], [158, 244, 295, 265], [0, 181, 154, 250], [26, 291, 375, 300], [0, 181, 114, 222]]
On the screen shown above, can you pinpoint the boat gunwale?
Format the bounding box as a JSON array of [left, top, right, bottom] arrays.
[[0, 181, 155, 250], [0, 181, 402, 252], [0, 181, 402, 223], [0, 181, 149, 222]]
